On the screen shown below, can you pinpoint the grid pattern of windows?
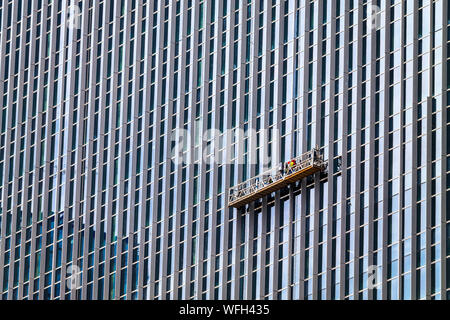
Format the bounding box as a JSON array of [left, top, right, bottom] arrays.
[[0, 0, 448, 300]]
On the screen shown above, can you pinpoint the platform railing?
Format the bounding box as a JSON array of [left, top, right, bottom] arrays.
[[228, 148, 326, 205]]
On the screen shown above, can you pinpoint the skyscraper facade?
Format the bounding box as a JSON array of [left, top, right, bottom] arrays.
[[0, 0, 449, 301]]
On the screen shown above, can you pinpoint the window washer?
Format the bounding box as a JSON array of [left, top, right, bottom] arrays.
[[289, 159, 296, 170], [278, 162, 284, 174]]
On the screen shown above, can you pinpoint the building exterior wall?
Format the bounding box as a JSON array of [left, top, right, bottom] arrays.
[[0, 0, 448, 300]]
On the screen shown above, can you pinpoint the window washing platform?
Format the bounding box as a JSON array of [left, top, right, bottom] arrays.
[[228, 148, 327, 208]]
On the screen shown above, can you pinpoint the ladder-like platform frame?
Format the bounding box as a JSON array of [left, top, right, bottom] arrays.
[[228, 148, 327, 208]]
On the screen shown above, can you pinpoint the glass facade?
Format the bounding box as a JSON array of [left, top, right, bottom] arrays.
[[0, 0, 448, 300]]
